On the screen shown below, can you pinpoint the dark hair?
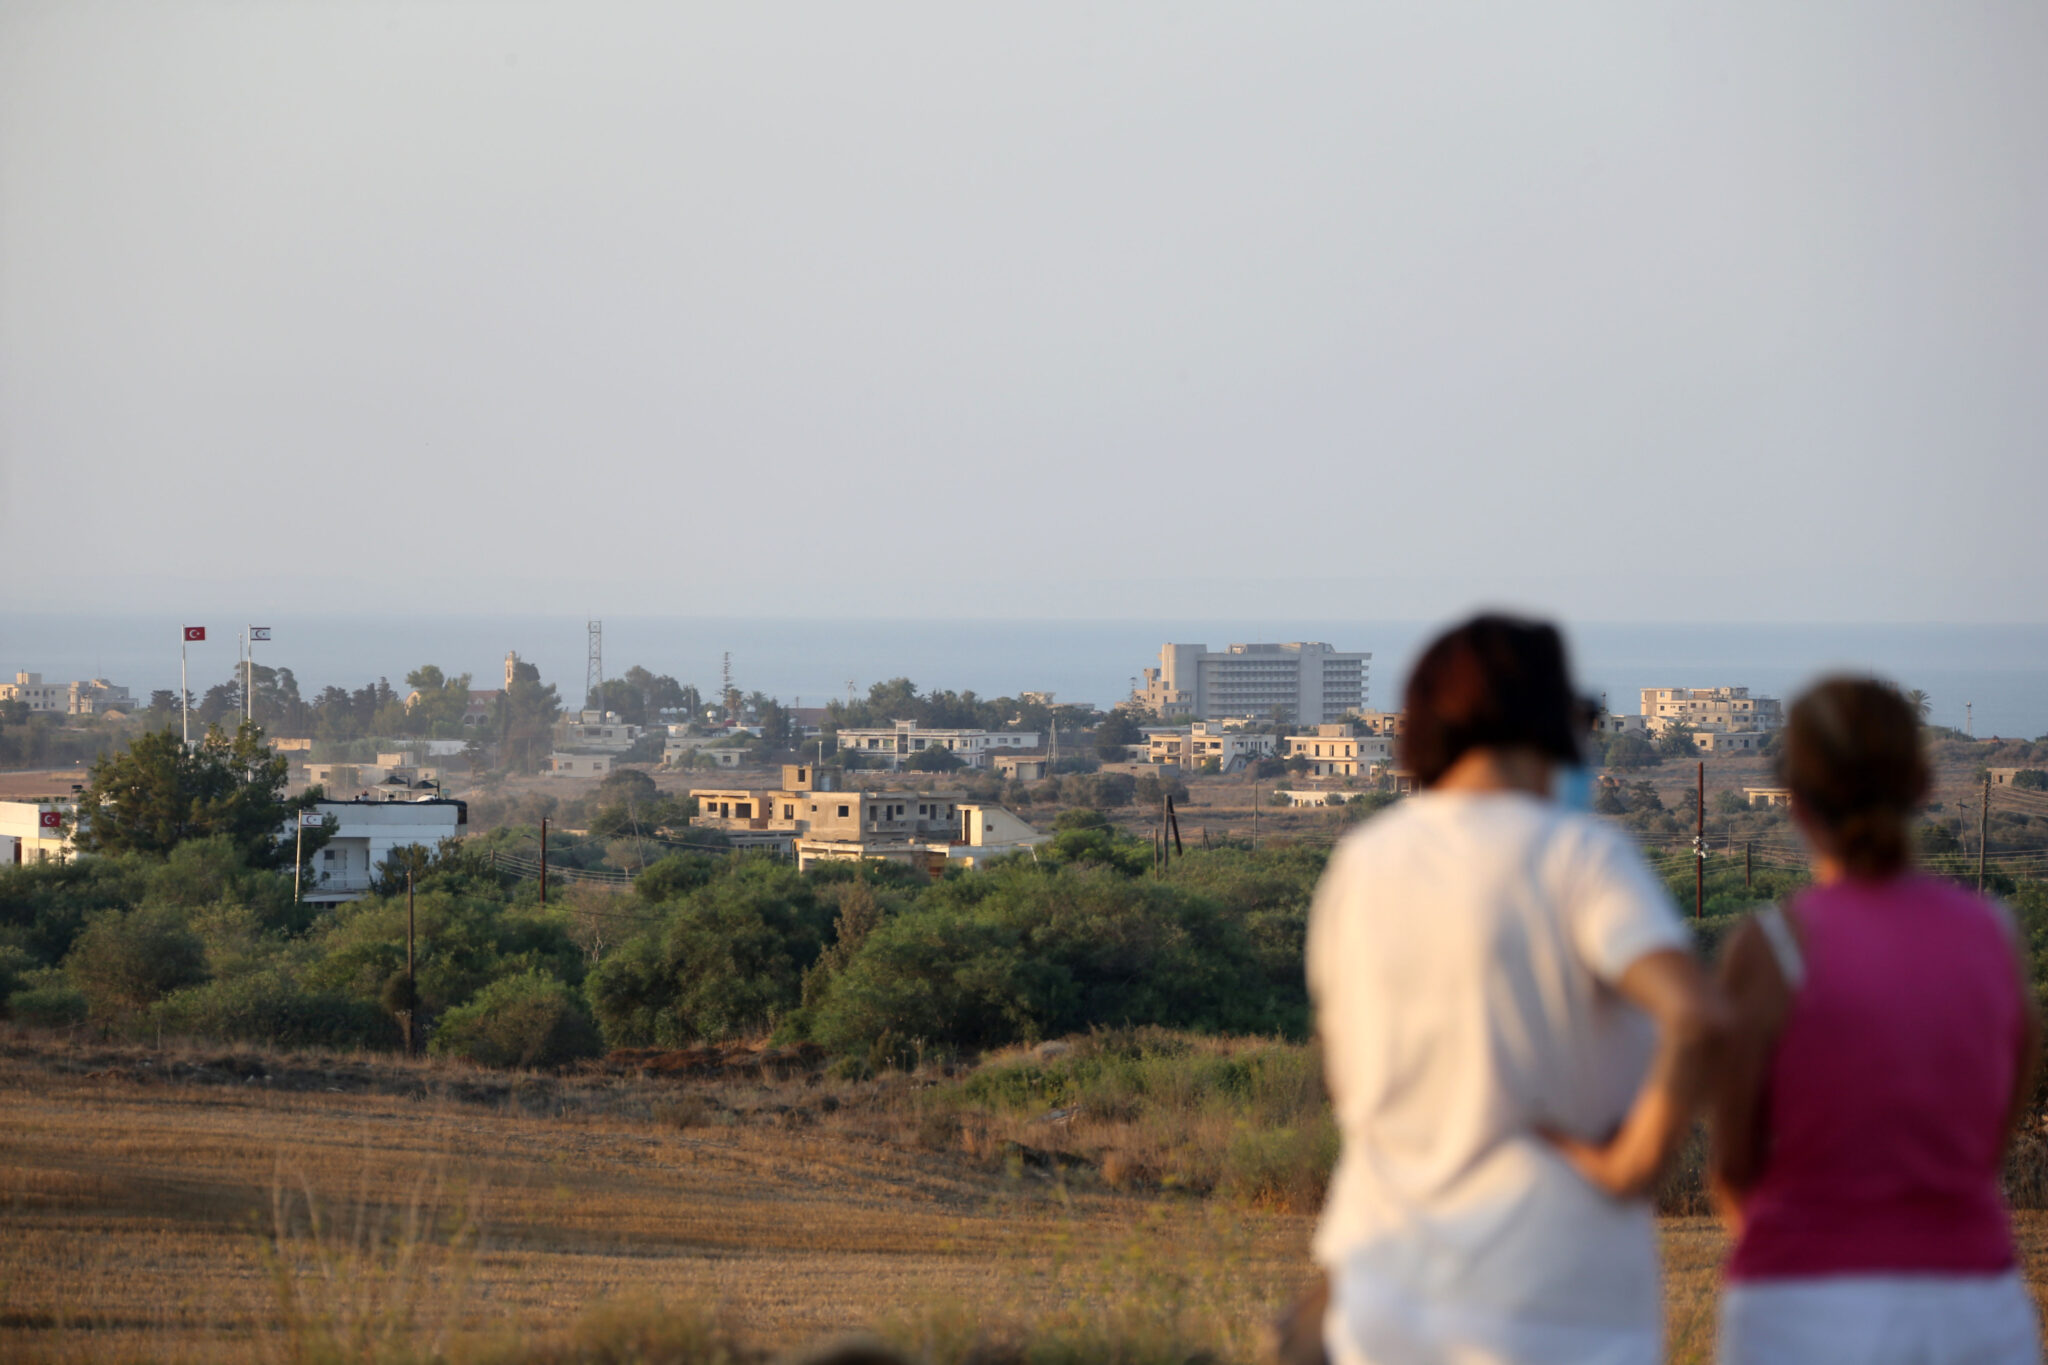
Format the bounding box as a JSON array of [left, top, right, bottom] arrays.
[[1401, 615, 1581, 788], [1780, 678, 1928, 879]]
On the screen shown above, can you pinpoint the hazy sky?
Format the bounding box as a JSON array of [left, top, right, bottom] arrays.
[[4, 3, 2044, 623]]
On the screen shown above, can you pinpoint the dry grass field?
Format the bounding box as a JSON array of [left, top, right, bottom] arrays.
[[9, 1038, 2047, 1365], [0, 1038, 1314, 1364]]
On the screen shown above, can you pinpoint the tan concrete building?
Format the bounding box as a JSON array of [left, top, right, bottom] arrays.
[[1690, 731, 1769, 754], [796, 800, 1048, 873], [544, 753, 614, 777], [689, 765, 1047, 870], [1353, 710, 1407, 738], [992, 753, 1050, 781], [1642, 687, 1783, 735], [1146, 722, 1276, 773], [1137, 642, 1369, 723], [1745, 787, 1793, 808], [1283, 724, 1393, 778], [0, 673, 133, 716], [553, 711, 643, 752]]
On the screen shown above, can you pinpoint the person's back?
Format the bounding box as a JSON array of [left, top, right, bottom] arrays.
[[1312, 792, 1682, 1331], [1307, 615, 1714, 1365], [1710, 678, 2040, 1365], [1730, 876, 2021, 1280]]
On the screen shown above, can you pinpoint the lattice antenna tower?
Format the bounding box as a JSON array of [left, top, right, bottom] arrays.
[[586, 620, 603, 714]]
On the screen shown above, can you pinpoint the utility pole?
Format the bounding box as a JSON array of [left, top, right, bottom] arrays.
[[1745, 840, 1752, 892], [406, 869, 417, 1059], [1695, 760, 1705, 921], [1966, 702, 1973, 739], [539, 816, 549, 905], [293, 812, 307, 907], [1980, 772, 1990, 894], [1253, 786, 1260, 850], [1166, 794, 1183, 856]]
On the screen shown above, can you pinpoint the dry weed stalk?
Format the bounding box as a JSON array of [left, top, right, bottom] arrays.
[[262, 1157, 481, 1365]]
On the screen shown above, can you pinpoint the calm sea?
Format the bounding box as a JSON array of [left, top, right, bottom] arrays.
[[2, 614, 2044, 739]]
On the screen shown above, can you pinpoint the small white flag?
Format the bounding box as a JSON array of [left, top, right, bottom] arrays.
[[250, 626, 271, 642], [300, 811, 325, 827]]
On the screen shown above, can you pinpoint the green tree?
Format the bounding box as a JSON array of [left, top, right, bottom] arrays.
[[1603, 732, 1660, 769], [495, 661, 562, 773], [1094, 711, 1142, 760], [65, 906, 208, 1019], [1655, 720, 1700, 759], [1903, 689, 1933, 723], [73, 723, 324, 870], [404, 666, 474, 734], [905, 745, 962, 772]]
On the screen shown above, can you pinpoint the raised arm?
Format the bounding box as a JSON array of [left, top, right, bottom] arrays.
[[1547, 948, 1721, 1200]]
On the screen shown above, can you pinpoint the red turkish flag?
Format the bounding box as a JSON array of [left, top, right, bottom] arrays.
[[38, 811, 61, 828], [184, 626, 206, 641]]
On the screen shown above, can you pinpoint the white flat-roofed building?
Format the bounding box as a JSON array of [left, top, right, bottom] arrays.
[[296, 797, 467, 904], [0, 799, 76, 863], [1138, 642, 1369, 723], [836, 721, 1041, 770]]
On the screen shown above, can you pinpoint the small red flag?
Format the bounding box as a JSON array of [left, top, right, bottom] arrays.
[[184, 626, 206, 642], [38, 811, 61, 828]]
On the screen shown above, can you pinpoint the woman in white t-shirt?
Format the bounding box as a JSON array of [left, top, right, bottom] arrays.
[[1307, 615, 1718, 1365]]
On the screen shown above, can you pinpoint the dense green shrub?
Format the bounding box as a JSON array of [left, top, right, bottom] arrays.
[[586, 859, 833, 1046], [0, 855, 154, 965], [153, 969, 396, 1050], [302, 889, 585, 1018], [429, 971, 601, 1069], [806, 864, 1290, 1055], [7, 972, 89, 1028], [65, 906, 209, 1019]]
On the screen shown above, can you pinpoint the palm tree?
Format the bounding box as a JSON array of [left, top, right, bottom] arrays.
[[1903, 688, 1932, 722]]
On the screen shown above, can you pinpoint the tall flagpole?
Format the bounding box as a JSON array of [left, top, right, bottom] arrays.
[[181, 629, 190, 746]]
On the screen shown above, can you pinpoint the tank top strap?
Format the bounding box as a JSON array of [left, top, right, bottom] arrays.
[[1754, 903, 1805, 990]]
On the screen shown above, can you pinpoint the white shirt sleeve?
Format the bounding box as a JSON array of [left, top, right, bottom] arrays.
[[1564, 820, 1692, 985]]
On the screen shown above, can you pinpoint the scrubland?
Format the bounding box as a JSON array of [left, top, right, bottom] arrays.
[[0, 1032, 1314, 1364], [8, 1031, 2048, 1365]]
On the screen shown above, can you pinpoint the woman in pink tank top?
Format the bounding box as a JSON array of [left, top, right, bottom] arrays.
[[1710, 679, 2042, 1365]]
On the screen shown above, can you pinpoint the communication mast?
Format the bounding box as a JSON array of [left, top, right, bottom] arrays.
[[722, 652, 736, 721], [586, 621, 603, 715]]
